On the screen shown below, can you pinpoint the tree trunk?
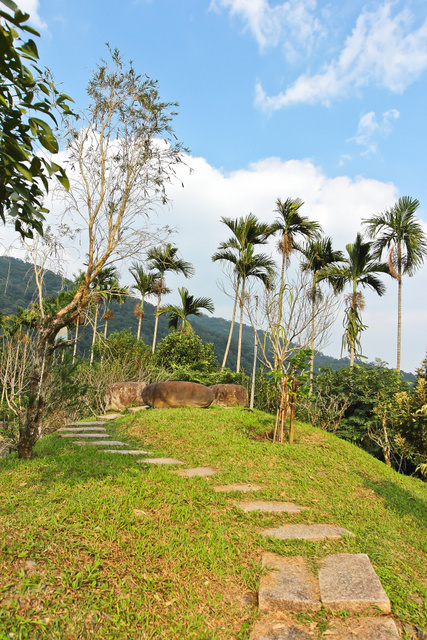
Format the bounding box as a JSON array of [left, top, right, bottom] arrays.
[[17, 328, 54, 459], [382, 417, 392, 467], [221, 284, 240, 370], [288, 377, 298, 444], [236, 281, 245, 374], [152, 292, 161, 353], [90, 305, 99, 365], [397, 251, 402, 374], [72, 323, 79, 364], [309, 281, 316, 395]]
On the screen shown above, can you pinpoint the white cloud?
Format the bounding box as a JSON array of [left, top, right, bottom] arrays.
[[255, 3, 427, 110], [350, 109, 400, 155], [15, 0, 47, 30], [4, 145, 426, 371], [210, 0, 323, 60]]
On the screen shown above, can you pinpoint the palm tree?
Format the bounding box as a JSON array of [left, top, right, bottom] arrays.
[[158, 287, 215, 332], [147, 244, 194, 353], [298, 237, 344, 393], [212, 213, 271, 370], [88, 265, 121, 364], [320, 233, 389, 366], [129, 262, 160, 340], [362, 197, 427, 373], [269, 197, 322, 323], [234, 245, 275, 372]]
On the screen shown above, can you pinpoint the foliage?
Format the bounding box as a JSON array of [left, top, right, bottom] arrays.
[[77, 330, 165, 413], [0, 0, 72, 237], [154, 330, 219, 373], [158, 286, 214, 332], [363, 196, 427, 372], [302, 362, 411, 462], [16, 47, 186, 458], [320, 233, 389, 366]]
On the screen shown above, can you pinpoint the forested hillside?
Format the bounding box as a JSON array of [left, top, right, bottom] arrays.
[[0, 256, 415, 380]]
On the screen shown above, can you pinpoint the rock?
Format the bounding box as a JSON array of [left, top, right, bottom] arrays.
[[234, 501, 307, 513], [210, 383, 248, 407], [318, 554, 391, 614], [172, 466, 218, 477], [261, 524, 353, 540], [250, 617, 317, 639], [142, 381, 213, 409], [104, 381, 147, 412], [259, 553, 321, 613], [327, 617, 399, 639]]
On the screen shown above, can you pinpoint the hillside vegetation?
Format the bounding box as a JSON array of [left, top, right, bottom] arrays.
[[0, 408, 425, 638]]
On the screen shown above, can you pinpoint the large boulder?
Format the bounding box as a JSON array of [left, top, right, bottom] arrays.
[[142, 381, 213, 409], [104, 381, 147, 412], [210, 384, 249, 407]]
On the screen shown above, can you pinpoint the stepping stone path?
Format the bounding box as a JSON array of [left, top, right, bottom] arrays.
[[138, 457, 185, 465], [318, 553, 391, 613], [234, 501, 307, 513], [214, 484, 265, 492], [172, 466, 218, 477], [61, 414, 401, 639], [97, 413, 123, 420], [76, 440, 126, 446], [262, 524, 353, 540]]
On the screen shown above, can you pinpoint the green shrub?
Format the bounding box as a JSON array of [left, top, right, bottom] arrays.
[[155, 331, 219, 372]]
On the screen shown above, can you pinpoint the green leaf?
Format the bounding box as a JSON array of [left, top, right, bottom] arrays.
[[16, 162, 33, 181]]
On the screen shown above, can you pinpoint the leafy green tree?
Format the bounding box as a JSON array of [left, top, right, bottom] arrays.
[[321, 233, 389, 366], [155, 331, 219, 373], [17, 49, 185, 458], [129, 262, 160, 340], [363, 197, 427, 373], [158, 287, 214, 332], [147, 244, 194, 353], [212, 213, 271, 371], [0, 0, 72, 237]]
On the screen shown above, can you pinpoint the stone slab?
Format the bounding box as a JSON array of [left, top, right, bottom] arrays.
[[137, 458, 185, 465], [319, 554, 391, 613], [262, 524, 353, 540], [235, 501, 307, 513], [127, 406, 149, 413], [259, 553, 321, 613], [214, 484, 265, 492], [60, 433, 109, 438], [97, 414, 123, 420], [326, 617, 399, 639], [103, 449, 150, 455], [67, 421, 107, 426], [76, 440, 126, 446], [59, 427, 107, 432], [249, 618, 316, 640], [172, 466, 218, 477]]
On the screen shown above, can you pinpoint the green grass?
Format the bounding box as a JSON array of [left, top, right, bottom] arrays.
[[0, 407, 426, 639]]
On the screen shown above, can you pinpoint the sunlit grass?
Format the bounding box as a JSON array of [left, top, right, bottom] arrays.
[[0, 407, 425, 638]]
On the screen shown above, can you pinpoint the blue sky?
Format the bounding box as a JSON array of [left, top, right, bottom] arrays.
[[8, 0, 427, 372]]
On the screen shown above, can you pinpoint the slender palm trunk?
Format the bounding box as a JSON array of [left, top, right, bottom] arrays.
[[221, 280, 240, 370], [152, 292, 162, 353], [137, 299, 144, 340], [278, 253, 286, 327], [309, 279, 316, 395], [72, 323, 79, 364], [236, 280, 246, 373], [397, 246, 402, 374], [90, 305, 99, 365]]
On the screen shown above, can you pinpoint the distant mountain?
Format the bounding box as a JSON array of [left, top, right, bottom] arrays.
[[0, 256, 415, 382]]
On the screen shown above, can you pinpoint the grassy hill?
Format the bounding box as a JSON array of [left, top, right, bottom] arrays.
[[0, 256, 415, 381], [0, 408, 425, 638]]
